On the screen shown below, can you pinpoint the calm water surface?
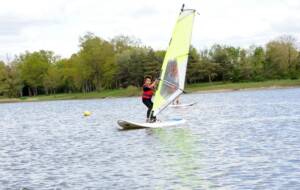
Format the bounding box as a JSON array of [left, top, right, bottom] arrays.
[[0, 88, 300, 189]]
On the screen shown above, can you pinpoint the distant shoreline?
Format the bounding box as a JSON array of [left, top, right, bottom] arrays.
[[192, 85, 299, 94], [1, 79, 300, 104]]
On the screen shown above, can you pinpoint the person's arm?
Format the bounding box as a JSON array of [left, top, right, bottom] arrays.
[[149, 79, 159, 88]]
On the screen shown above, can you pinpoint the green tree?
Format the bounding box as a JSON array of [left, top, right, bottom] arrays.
[[209, 45, 239, 81], [238, 49, 252, 81], [296, 52, 300, 74], [18, 50, 55, 96], [43, 63, 64, 94], [116, 47, 158, 88], [0, 61, 23, 97], [79, 32, 116, 91], [6, 62, 23, 97], [187, 46, 202, 83], [143, 49, 161, 81], [111, 35, 141, 53], [249, 46, 265, 81], [0, 61, 8, 96], [265, 35, 298, 79]]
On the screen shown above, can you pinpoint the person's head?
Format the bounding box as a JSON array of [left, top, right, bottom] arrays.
[[144, 76, 152, 85]]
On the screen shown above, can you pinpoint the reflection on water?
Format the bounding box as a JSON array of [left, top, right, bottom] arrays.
[[0, 88, 300, 189], [150, 127, 214, 190]]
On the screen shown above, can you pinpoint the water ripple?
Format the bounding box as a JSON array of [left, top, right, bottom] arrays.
[[0, 88, 300, 189]]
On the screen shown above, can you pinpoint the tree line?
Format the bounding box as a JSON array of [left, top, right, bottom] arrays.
[[0, 33, 299, 97]]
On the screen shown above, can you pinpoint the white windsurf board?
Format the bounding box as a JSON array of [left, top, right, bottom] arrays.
[[117, 119, 186, 130]]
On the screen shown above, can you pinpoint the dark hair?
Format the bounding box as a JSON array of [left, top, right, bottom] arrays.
[[144, 75, 152, 80]]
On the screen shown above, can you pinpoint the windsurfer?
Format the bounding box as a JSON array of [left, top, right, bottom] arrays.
[[142, 76, 158, 122]]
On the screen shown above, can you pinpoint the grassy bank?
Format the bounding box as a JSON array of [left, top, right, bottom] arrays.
[[1, 79, 300, 103], [0, 86, 140, 103], [186, 79, 300, 92]]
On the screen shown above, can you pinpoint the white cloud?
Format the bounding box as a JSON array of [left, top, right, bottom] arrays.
[[0, 0, 299, 61]]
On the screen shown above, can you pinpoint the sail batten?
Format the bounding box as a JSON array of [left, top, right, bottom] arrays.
[[158, 79, 185, 92], [152, 8, 196, 117]]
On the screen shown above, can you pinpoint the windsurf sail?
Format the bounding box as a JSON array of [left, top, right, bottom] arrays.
[[151, 6, 196, 117]]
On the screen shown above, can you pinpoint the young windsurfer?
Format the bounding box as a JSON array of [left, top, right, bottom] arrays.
[[142, 76, 158, 122]]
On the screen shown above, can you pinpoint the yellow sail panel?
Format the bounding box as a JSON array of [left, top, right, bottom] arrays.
[[152, 9, 196, 116]]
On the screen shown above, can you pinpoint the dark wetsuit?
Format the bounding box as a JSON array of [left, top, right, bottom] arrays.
[[142, 84, 155, 119]]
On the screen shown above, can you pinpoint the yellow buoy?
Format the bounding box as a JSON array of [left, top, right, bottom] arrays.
[[83, 111, 91, 116]]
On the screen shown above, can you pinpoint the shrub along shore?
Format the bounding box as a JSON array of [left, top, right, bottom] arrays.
[[1, 79, 300, 104]]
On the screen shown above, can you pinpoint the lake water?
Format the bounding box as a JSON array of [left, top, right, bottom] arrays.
[[0, 88, 300, 190]]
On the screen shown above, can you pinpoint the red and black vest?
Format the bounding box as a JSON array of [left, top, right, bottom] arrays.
[[142, 84, 154, 99]]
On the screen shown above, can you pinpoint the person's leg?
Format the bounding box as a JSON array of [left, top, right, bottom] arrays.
[[148, 101, 153, 119], [142, 99, 152, 119], [143, 99, 156, 122], [148, 101, 157, 122]]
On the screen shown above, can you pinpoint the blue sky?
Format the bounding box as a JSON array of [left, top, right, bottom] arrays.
[[0, 0, 299, 61]]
